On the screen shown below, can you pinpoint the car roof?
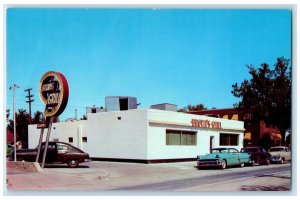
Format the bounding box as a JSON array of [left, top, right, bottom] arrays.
[[42, 141, 71, 145], [41, 141, 85, 153], [270, 146, 287, 148], [212, 148, 237, 150]]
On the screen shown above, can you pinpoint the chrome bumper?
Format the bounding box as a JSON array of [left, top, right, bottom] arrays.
[[271, 156, 282, 162], [197, 160, 222, 167]]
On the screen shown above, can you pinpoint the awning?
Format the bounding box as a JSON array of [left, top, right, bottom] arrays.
[[244, 132, 251, 140], [231, 114, 239, 120]]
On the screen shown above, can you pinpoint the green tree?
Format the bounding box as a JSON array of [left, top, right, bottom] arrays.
[[31, 111, 45, 124], [259, 133, 273, 151], [232, 57, 291, 144], [7, 109, 31, 148], [178, 104, 206, 112]]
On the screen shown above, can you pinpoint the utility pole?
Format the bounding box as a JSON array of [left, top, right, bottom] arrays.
[[10, 83, 19, 162], [6, 108, 10, 122], [25, 88, 34, 120]]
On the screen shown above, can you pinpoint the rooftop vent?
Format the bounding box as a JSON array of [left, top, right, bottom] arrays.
[[105, 96, 138, 112], [150, 103, 177, 112]]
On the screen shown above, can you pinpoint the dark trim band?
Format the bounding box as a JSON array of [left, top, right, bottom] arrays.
[[91, 157, 196, 164]]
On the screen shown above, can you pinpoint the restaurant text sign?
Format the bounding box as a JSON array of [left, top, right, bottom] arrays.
[[191, 119, 222, 129], [39, 71, 69, 118]]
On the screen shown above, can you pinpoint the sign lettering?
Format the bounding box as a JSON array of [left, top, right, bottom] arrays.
[[191, 119, 222, 129], [39, 71, 69, 118], [41, 82, 57, 92], [47, 93, 59, 105]]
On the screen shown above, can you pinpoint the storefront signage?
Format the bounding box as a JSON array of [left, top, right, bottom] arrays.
[[191, 119, 222, 129], [39, 71, 69, 118]]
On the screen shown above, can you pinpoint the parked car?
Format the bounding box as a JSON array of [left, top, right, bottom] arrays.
[[14, 142, 91, 168], [197, 148, 250, 169], [268, 146, 291, 164], [241, 146, 271, 165]]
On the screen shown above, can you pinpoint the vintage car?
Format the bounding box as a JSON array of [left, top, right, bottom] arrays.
[[268, 146, 291, 164], [14, 141, 91, 168], [241, 146, 271, 165], [197, 148, 250, 169]]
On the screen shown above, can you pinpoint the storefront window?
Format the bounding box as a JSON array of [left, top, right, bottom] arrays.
[[220, 133, 239, 146], [166, 130, 197, 146]]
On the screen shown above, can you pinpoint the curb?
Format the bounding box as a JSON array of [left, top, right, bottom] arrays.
[[7, 161, 42, 173]]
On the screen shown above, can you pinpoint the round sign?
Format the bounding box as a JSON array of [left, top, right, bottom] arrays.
[[39, 71, 69, 118]]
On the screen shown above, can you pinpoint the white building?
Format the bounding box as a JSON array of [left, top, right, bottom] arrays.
[[28, 109, 245, 163]]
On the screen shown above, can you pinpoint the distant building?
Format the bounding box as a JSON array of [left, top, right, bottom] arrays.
[[6, 127, 14, 144]]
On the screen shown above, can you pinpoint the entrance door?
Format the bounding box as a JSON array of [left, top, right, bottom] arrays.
[[210, 136, 215, 152]]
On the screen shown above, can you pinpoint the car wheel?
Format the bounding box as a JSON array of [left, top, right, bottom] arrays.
[[240, 162, 245, 168], [221, 160, 227, 169], [280, 158, 284, 164], [17, 157, 25, 162], [68, 159, 79, 168]]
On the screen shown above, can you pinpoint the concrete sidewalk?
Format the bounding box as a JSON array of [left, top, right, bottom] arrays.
[[5, 161, 198, 191], [4, 161, 292, 193]]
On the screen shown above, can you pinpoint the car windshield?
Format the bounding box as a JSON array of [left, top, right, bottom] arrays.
[[241, 148, 258, 153], [269, 148, 285, 152], [211, 149, 228, 153]]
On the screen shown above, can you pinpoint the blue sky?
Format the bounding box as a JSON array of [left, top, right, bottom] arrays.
[[6, 8, 291, 120]]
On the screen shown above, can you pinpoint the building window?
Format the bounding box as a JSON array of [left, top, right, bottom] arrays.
[[220, 133, 239, 146], [166, 130, 197, 146], [68, 137, 73, 143], [82, 137, 87, 143]]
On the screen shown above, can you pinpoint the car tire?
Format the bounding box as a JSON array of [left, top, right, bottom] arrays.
[[17, 157, 25, 162], [280, 158, 284, 164], [68, 159, 79, 168], [221, 160, 227, 169]]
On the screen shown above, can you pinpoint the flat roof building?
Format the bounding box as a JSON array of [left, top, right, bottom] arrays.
[[28, 109, 244, 163]]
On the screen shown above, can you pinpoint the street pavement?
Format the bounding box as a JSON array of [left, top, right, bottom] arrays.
[[4, 161, 292, 194]]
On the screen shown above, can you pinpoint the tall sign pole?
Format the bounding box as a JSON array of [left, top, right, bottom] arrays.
[[10, 83, 19, 162], [36, 71, 69, 168]]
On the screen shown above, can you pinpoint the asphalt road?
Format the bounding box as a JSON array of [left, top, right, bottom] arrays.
[[6, 161, 292, 193], [117, 164, 291, 191]]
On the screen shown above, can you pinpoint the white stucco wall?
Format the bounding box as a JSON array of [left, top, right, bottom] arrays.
[[85, 109, 148, 159], [28, 109, 244, 161], [146, 109, 245, 159], [28, 120, 88, 151]]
